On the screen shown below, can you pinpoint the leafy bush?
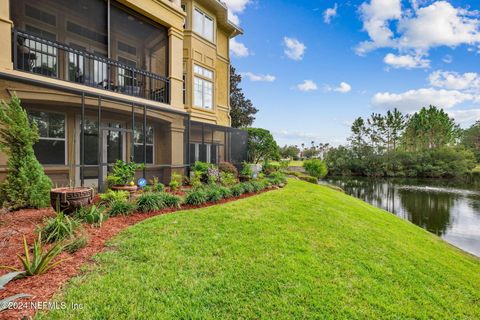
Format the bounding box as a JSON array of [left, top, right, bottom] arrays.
[[192, 161, 211, 174], [0, 95, 52, 210], [99, 189, 129, 205], [242, 182, 255, 193], [136, 193, 164, 213], [240, 162, 253, 177], [190, 170, 203, 188], [279, 160, 290, 170], [230, 184, 245, 197], [169, 172, 183, 191], [268, 172, 287, 186], [184, 189, 208, 206], [299, 175, 318, 184], [158, 192, 182, 208], [5, 233, 66, 276], [108, 200, 136, 216], [40, 212, 80, 243], [207, 167, 221, 184], [106, 160, 142, 186], [217, 186, 232, 199], [204, 186, 223, 202], [262, 162, 280, 175], [150, 177, 165, 193], [303, 159, 328, 179], [218, 162, 238, 176], [63, 234, 88, 254], [250, 181, 264, 192], [220, 172, 237, 186], [75, 205, 108, 227]]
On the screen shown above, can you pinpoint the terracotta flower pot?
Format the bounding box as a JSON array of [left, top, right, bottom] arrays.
[[50, 187, 94, 215], [111, 185, 138, 194]]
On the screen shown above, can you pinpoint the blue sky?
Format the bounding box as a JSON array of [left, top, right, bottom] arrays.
[[224, 0, 480, 146]]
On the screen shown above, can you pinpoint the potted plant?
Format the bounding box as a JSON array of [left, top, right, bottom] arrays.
[[107, 160, 143, 194]]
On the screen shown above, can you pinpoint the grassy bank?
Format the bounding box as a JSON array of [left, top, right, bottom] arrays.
[[41, 180, 480, 319]]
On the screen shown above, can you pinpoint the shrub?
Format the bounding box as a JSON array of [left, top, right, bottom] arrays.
[[218, 162, 238, 176], [268, 172, 287, 186], [242, 182, 255, 193], [184, 189, 208, 206], [204, 186, 223, 202], [262, 162, 280, 175], [136, 193, 164, 213], [40, 212, 80, 243], [151, 177, 165, 193], [303, 159, 328, 179], [0, 95, 52, 210], [106, 160, 142, 186], [230, 184, 245, 197], [217, 186, 232, 199], [99, 189, 129, 205], [158, 192, 182, 208], [299, 174, 318, 184], [169, 172, 183, 191], [190, 170, 203, 189], [240, 162, 253, 177], [250, 181, 264, 192], [207, 167, 220, 184], [220, 172, 237, 186], [108, 200, 136, 216], [279, 160, 290, 170], [63, 234, 88, 254], [4, 233, 65, 276], [192, 161, 211, 174], [75, 205, 108, 227]]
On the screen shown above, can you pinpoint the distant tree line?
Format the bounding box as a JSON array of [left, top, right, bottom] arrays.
[[325, 106, 477, 178]]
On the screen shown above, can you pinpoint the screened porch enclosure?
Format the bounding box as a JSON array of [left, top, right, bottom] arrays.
[[22, 93, 188, 192]]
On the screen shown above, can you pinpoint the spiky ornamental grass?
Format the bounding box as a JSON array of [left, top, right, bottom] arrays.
[[0, 95, 52, 210]]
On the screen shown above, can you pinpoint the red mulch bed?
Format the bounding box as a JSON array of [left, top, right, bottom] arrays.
[[0, 188, 275, 319]]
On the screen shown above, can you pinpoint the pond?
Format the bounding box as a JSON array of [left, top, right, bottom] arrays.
[[322, 177, 480, 257]]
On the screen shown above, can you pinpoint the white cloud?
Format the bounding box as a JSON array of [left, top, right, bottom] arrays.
[[448, 109, 480, 125], [384, 53, 430, 69], [371, 88, 474, 112], [283, 37, 306, 61], [325, 82, 352, 93], [429, 70, 480, 91], [230, 38, 250, 57], [242, 72, 276, 82], [223, 0, 251, 25], [357, 1, 480, 63], [297, 80, 318, 92], [442, 54, 453, 63], [324, 4, 338, 24]]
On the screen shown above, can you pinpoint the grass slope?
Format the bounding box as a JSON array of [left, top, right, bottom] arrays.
[[41, 180, 480, 319]]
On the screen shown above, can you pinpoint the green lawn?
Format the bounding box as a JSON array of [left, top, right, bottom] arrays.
[[41, 180, 480, 319]]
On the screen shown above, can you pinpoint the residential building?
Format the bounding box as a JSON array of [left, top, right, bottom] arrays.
[[0, 0, 247, 190]]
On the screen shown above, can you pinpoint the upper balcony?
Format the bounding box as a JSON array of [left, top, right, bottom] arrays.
[[10, 0, 171, 104]]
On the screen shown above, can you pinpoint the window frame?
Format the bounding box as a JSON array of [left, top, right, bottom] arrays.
[[193, 64, 214, 110], [28, 109, 67, 166], [133, 122, 155, 165], [192, 7, 215, 43]]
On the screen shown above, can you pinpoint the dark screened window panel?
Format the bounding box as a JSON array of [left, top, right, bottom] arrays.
[[33, 140, 65, 165], [25, 5, 56, 26], [134, 145, 153, 164]]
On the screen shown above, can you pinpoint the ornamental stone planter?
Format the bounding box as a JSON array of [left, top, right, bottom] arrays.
[[50, 187, 94, 215]]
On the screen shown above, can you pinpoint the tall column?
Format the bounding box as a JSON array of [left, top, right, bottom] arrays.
[[168, 27, 184, 111], [0, 0, 12, 70]]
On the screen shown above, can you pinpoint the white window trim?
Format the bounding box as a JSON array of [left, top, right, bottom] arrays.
[[193, 7, 215, 43], [193, 64, 214, 110]]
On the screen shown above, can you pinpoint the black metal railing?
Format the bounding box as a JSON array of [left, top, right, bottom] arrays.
[[13, 29, 170, 104]]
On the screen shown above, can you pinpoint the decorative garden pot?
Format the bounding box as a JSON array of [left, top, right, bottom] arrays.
[[111, 185, 138, 195], [50, 187, 94, 215]]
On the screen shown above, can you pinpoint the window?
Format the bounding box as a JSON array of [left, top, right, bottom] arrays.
[[134, 123, 154, 164], [193, 65, 213, 109], [28, 111, 66, 165], [193, 8, 214, 42]]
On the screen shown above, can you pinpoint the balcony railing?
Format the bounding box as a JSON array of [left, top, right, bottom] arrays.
[[13, 29, 170, 104]]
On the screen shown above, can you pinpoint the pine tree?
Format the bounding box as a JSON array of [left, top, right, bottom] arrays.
[[230, 66, 258, 128], [0, 95, 52, 210]]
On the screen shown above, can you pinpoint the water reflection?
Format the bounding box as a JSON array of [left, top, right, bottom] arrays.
[[323, 177, 480, 257]]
